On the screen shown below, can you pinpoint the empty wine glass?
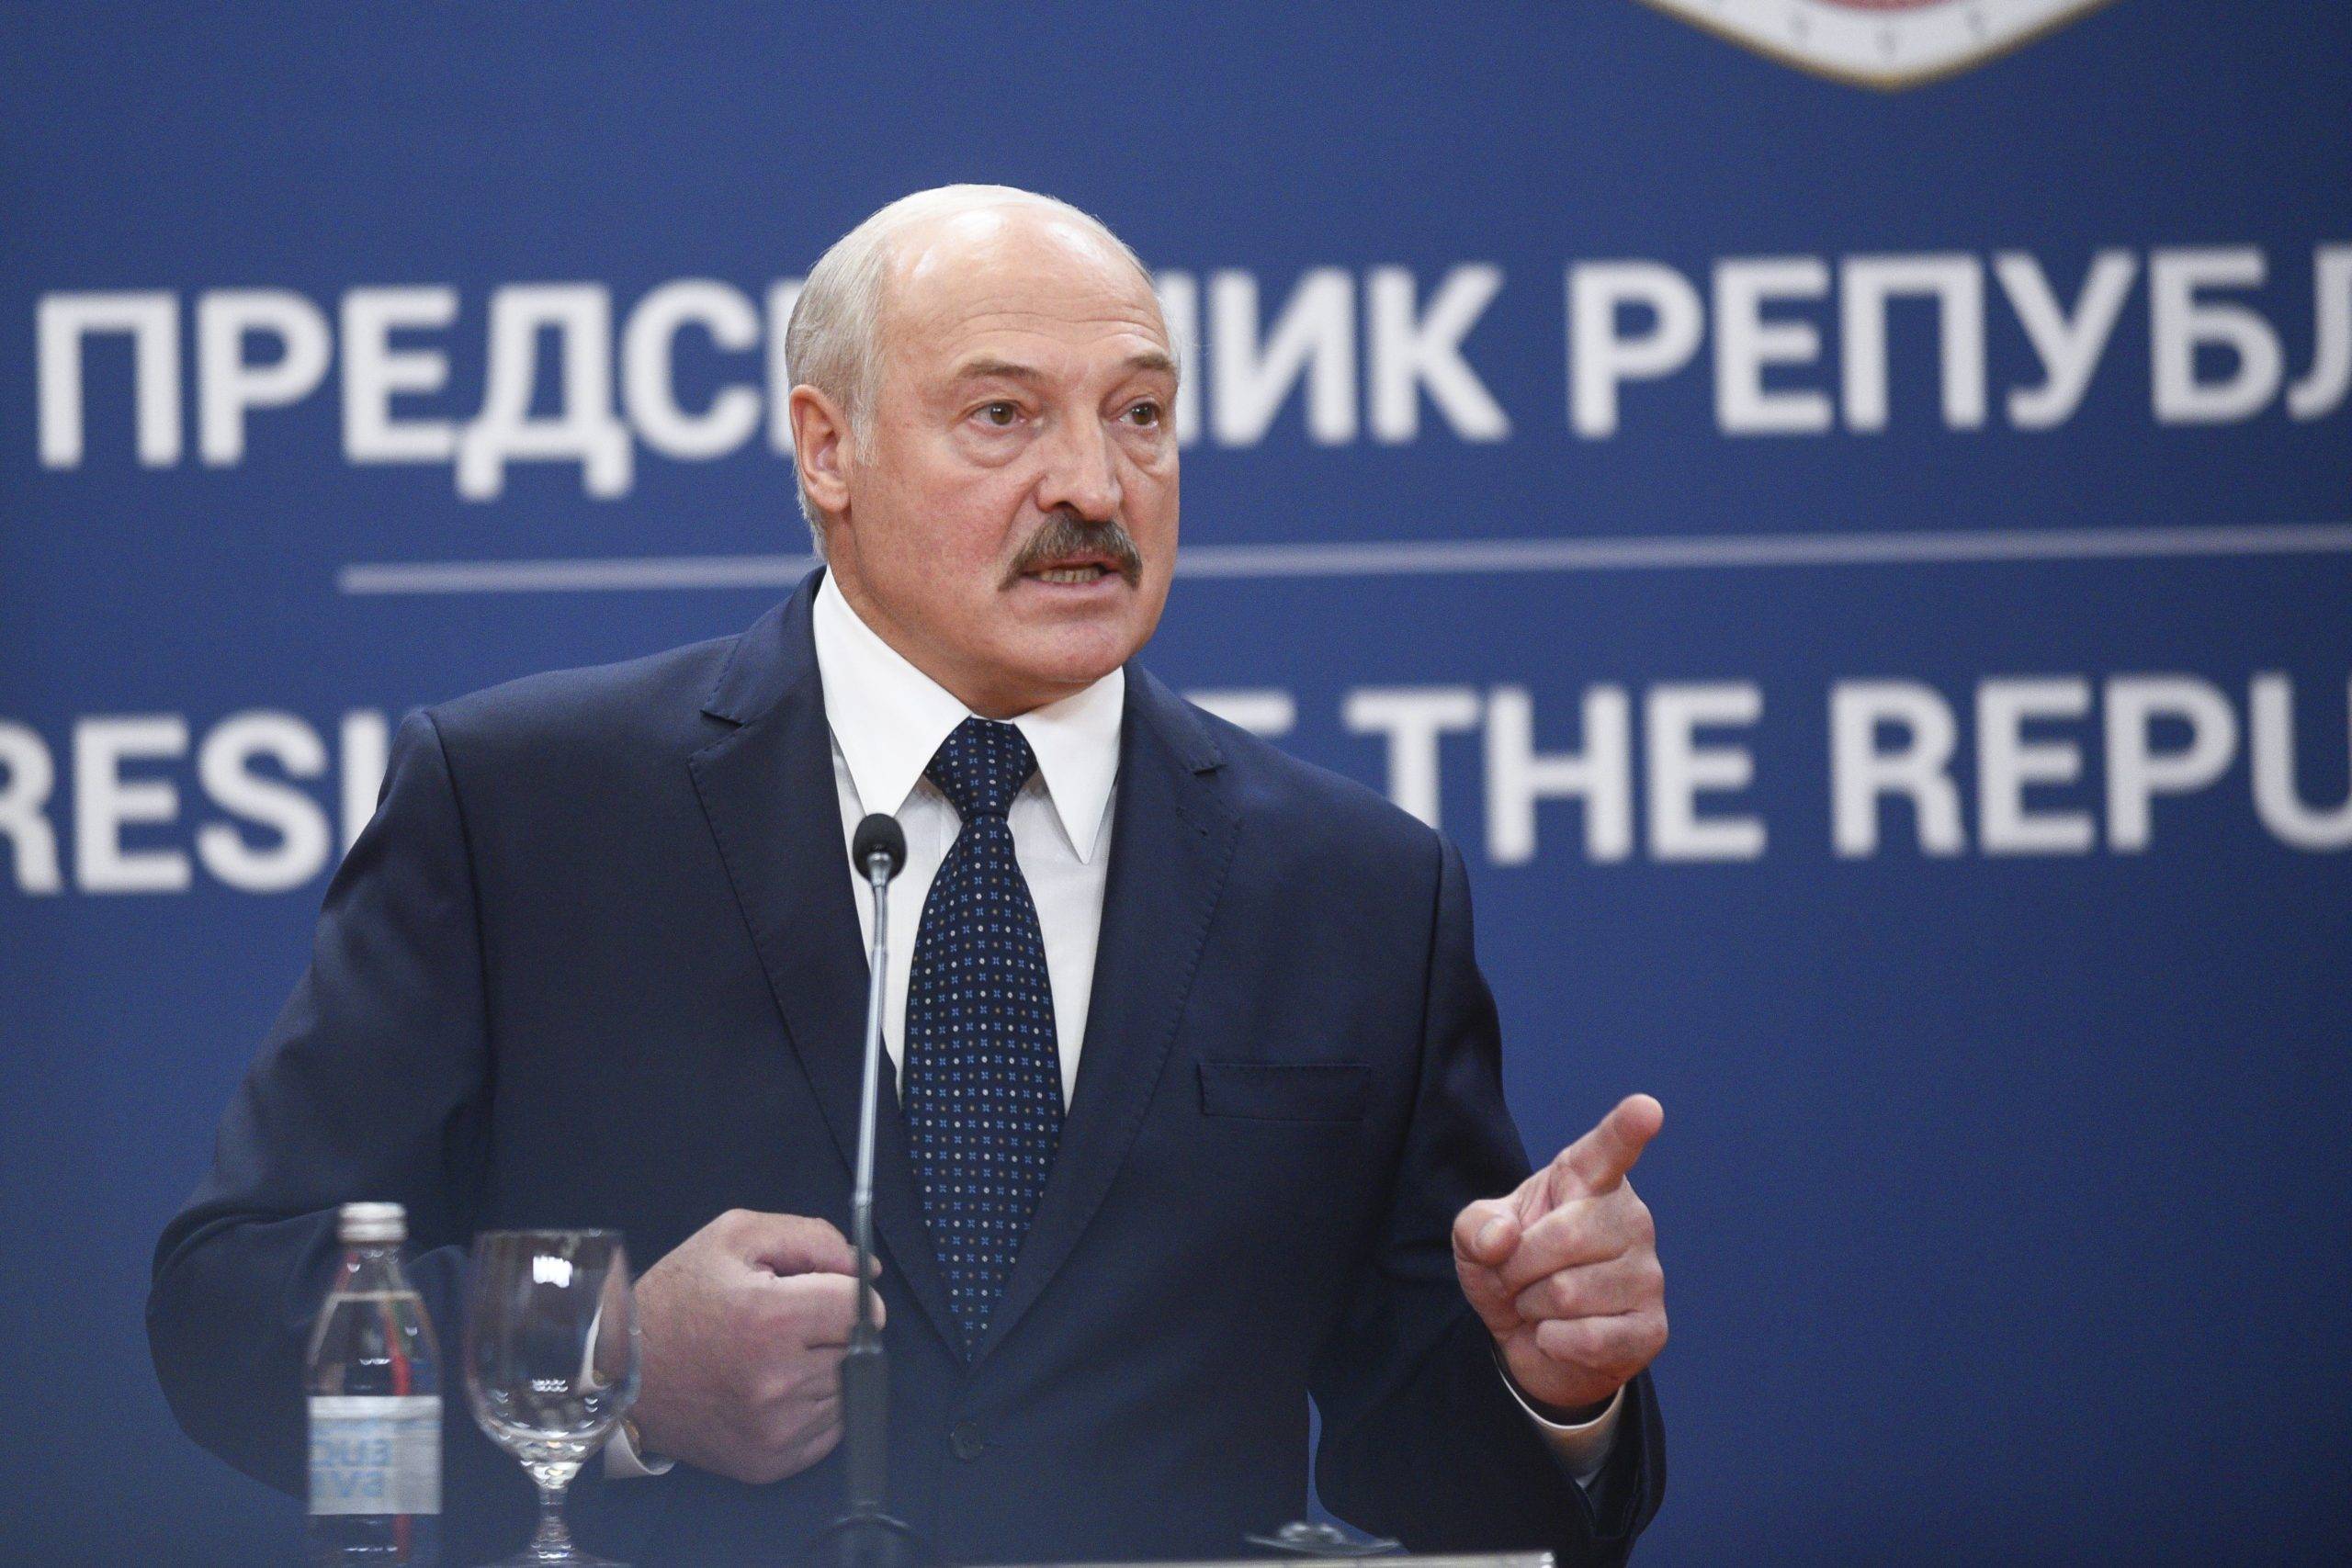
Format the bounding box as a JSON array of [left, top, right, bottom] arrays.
[[463, 1230, 639, 1566]]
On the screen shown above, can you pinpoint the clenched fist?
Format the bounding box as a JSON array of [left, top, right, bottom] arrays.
[[1453, 1094, 1668, 1418], [629, 1209, 881, 1485]]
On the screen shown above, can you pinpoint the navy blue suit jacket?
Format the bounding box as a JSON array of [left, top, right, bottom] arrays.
[[150, 571, 1664, 1564]]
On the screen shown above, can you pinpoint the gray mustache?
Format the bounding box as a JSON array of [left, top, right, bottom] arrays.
[[1006, 512, 1144, 586]]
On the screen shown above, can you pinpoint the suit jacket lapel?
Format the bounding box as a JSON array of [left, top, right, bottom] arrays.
[[686, 572, 959, 1351], [976, 665, 1240, 1364]]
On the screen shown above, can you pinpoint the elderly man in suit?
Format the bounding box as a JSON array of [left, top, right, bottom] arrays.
[[150, 185, 1668, 1565]]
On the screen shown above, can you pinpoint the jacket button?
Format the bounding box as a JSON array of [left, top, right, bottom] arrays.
[[948, 1421, 986, 1461]]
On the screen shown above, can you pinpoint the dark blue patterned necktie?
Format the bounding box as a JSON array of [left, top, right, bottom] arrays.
[[901, 716, 1064, 1355]]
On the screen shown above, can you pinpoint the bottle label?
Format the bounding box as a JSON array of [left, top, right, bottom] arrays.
[[308, 1395, 442, 1516]]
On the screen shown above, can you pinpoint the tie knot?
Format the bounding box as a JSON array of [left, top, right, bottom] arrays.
[[926, 716, 1036, 821]]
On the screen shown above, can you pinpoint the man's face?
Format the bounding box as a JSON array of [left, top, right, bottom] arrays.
[[809, 207, 1181, 717]]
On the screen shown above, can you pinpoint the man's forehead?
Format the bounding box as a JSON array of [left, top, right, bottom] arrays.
[[944, 346, 1178, 389], [881, 207, 1169, 367]]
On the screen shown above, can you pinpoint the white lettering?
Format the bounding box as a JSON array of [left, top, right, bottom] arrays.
[[1977, 679, 2095, 855], [621, 280, 762, 460], [1366, 265, 1508, 442], [1342, 687, 1482, 829], [2103, 676, 2238, 852], [1994, 250, 2136, 429], [1645, 683, 1765, 861], [1184, 689, 1295, 737], [342, 287, 458, 463], [37, 291, 181, 468], [2287, 243, 2352, 421], [456, 284, 631, 500], [1840, 254, 1986, 431], [341, 710, 390, 852], [1567, 261, 1704, 438], [0, 723, 64, 895], [197, 289, 333, 465], [74, 716, 191, 893], [1713, 258, 1832, 435], [1484, 686, 1634, 865], [1830, 681, 1965, 858], [2151, 247, 2283, 423], [195, 711, 333, 892], [1209, 268, 1356, 445], [2249, 674, 2352, 851]]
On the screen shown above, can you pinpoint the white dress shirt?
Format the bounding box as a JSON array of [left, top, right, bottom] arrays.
[[816, 574, 1123, 1106], [612, 574, 1623, 1486]]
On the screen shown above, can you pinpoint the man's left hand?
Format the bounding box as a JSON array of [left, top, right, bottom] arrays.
[[1453, 1094, 1668, 1417]]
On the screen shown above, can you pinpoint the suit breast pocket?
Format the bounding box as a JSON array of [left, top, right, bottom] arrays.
[[1196, 1060, 1371, 1123]]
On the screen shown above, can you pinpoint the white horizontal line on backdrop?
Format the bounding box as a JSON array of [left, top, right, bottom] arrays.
[[335, 522, 2352, 595]]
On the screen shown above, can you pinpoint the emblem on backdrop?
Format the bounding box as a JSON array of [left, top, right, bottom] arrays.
[[1635, 0, 2116, 89]]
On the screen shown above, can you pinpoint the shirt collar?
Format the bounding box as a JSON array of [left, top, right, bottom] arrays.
[[812, 572, 1125, 863]]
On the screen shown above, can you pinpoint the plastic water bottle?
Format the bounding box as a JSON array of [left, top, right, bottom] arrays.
[[306, 1201, 442, 1564]]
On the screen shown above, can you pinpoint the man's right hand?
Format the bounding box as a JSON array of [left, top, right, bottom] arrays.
[[629, 1209, 881, 1485]]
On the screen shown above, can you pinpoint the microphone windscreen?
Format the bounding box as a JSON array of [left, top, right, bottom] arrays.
[[852, 813, 907, 881]]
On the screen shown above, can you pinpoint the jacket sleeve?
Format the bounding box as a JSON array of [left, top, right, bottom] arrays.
[[1308, 835, 1665, 1565], [146, 707, 493, 1497]]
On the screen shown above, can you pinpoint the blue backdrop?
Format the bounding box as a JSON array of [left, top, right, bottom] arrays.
[[3, 3, 2347, 1562]]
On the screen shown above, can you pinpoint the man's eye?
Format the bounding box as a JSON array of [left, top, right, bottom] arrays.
[[978, 401, 1020, 427], [1125, 401, 1162, 427]]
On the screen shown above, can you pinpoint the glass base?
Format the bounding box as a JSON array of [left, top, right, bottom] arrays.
[[479, 1548, 628, 1567]]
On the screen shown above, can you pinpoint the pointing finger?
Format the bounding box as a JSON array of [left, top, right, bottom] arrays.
[[1551, 1094, 1663, 1201]]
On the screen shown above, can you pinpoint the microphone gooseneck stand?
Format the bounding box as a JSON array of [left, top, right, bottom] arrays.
[[802, 814, 938, 1568]]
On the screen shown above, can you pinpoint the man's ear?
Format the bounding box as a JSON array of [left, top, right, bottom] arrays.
[[788, 384, 854, 521]]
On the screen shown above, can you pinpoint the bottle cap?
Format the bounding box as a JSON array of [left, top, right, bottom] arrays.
[[337, 1201, 406, 1244]]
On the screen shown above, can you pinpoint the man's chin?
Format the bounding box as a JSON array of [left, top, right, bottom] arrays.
[[991, 618, 1148, 699]]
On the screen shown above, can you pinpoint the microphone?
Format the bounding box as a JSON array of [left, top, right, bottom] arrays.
[[853, 812, 907, 887], [804, 814, 932, 1568]]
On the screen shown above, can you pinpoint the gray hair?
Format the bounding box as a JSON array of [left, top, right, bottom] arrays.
[[784, 184, 1162, 555]]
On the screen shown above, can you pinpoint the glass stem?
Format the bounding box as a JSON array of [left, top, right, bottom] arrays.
[[529, 1465, 577, 1556]]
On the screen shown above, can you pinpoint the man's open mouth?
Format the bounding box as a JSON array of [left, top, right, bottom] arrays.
[[1018, 551, 1136, 586], [1003, 515, 1146, 589]]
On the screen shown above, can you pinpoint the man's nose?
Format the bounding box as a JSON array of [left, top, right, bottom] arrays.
[[1034, 415, 1124, 524]]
